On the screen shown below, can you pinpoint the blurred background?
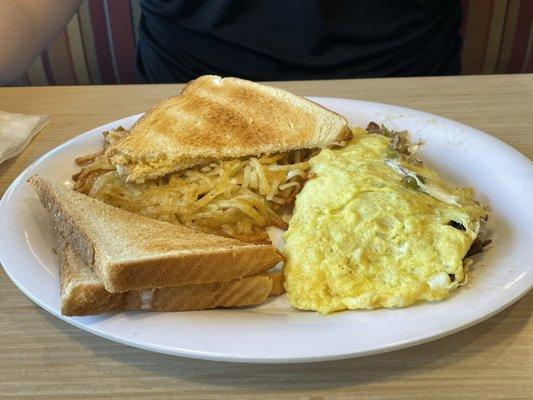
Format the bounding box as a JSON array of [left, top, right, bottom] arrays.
[[7, 0, 533, 86]]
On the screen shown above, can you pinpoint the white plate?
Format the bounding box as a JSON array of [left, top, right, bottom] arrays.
[[1, 97, 532, 363]]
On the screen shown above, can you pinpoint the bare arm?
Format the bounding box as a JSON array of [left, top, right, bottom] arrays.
[[0, 0, 83, 84]]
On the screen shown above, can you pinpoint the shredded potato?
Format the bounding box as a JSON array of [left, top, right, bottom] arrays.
[[73, 127, 315, 244]]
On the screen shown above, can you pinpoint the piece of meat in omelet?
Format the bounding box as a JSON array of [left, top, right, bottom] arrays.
[[283, 126, 488, 314]]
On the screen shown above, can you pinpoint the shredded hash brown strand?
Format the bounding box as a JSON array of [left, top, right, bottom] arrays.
[[72, 127, 315, 244]]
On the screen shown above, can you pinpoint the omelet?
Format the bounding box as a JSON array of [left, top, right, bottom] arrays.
[[283, 126, 488, 314]]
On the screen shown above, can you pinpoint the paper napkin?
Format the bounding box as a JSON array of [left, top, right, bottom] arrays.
[[0, 111, 50, 165]]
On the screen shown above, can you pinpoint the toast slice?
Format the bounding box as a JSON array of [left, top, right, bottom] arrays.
[[29, 175, 282, 293], [107, 75, 352, 182], [57, 237, 284, 316]]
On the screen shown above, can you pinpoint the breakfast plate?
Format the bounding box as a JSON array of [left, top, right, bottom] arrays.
[[0, 97, 532, 363]]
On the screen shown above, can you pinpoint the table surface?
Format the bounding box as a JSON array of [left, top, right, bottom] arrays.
[[0, 75, 531, 399]]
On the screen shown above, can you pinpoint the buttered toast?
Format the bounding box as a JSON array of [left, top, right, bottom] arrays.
[[107, 75, 351, 182]]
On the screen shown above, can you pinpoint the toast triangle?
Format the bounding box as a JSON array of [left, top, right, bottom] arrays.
[[57, 235, 281, 316], [29, 175, 282, 293], [107, 75, 352, 182]]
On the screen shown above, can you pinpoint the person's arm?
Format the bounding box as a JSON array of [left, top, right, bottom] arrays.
[[0, 0, 83, 84]]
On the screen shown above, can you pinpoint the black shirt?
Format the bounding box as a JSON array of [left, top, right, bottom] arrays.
[[137, 0, 462, 83]]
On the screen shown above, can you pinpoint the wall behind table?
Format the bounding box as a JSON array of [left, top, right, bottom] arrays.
[[14, 0, 533, 85]]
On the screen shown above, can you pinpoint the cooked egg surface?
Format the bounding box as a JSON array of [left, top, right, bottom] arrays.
[[283, 128, 487, 314]]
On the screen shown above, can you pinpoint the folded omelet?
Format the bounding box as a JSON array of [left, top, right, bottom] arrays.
[[283, 126, 488, 314]]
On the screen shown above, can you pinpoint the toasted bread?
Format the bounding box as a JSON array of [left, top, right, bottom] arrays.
[[57, 237, 282, 316], [107, 75, 352, 182], [29, 175, 282, 293]]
